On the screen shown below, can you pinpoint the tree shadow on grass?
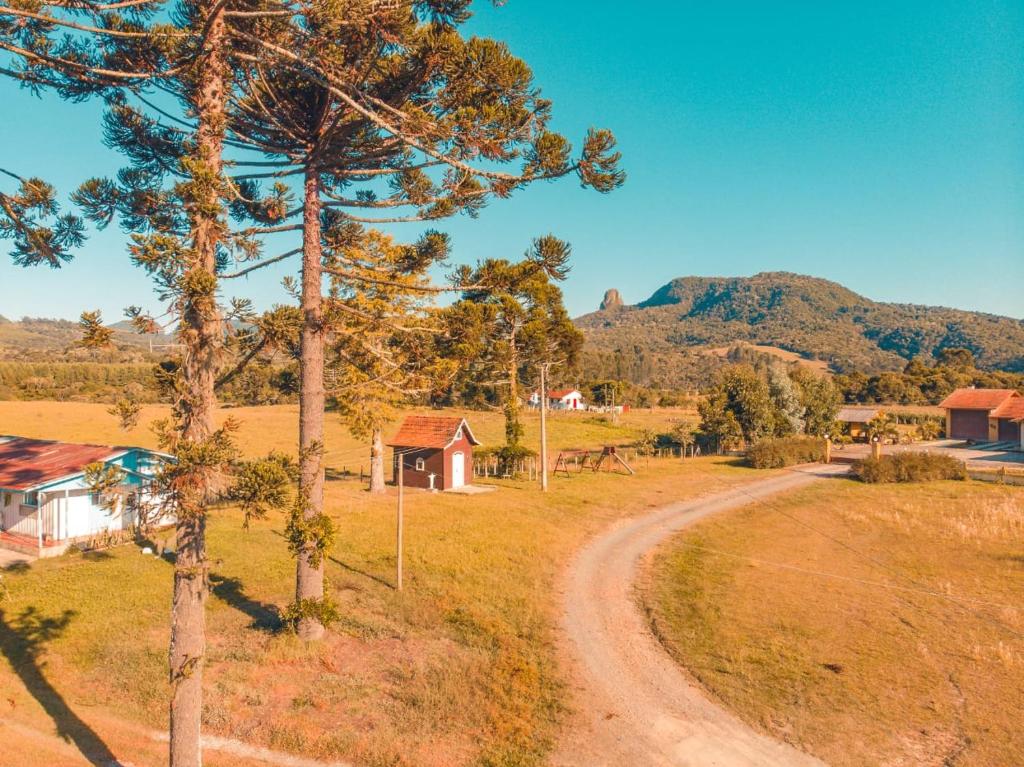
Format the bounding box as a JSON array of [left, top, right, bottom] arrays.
[[328, 556, 395, 590], [208, 573, 281, 632], [0, 607, 126, 766]]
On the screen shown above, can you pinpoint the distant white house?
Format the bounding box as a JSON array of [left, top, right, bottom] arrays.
[[529, 388, 586, 411], [0, 436, 172, 557]]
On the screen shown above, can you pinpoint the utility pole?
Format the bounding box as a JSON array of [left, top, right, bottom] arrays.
[[396, 457, 404, 591], [540, 363, 549, 492]]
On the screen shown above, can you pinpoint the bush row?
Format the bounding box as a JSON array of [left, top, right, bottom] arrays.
[[852, 452, 966, 483], [746, 436, 826, 469]]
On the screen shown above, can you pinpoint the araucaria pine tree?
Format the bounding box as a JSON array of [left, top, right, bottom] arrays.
[[324, 226, 456, 494], [1, 1, 297, 762], [220, 0, 623, 639], [446, 237, 584, 465]]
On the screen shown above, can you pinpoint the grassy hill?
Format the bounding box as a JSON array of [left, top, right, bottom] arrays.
[[0, 315, 170, 361], [577, 272, 1024, 380]]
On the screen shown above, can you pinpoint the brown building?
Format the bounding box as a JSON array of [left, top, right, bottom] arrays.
[[387, 415, 480, 491], [939, 388, 1023, 444], [836, 406, 881, 441]]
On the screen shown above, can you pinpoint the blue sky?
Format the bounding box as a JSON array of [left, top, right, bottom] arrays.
[[1, 0, 1022, 321]]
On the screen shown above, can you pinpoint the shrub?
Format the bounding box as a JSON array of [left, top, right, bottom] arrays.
[[746, 436, 826, 469], [852, 452, 966, 483]]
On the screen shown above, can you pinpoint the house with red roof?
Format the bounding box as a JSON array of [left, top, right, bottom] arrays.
[[387, 415, 480, 491], [938, 388, 1024, 446], [0, 436, 171, 557]]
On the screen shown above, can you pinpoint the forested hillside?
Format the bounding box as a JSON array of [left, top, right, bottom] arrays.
[[577, 272, 1024, 384], [0, 314, 169, 361]]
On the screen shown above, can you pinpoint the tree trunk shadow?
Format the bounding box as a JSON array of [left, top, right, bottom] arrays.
[[208, 573, 282, 632], [0, 607, 126, 766]]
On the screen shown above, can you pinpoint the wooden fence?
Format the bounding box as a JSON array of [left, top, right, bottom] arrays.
[[472, 445, 701, 480]]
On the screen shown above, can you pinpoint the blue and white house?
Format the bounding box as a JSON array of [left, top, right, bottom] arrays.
[[0, 436, 173, 557]]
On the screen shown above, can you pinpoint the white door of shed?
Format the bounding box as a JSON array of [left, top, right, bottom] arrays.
[[451, 452, 465, 488]]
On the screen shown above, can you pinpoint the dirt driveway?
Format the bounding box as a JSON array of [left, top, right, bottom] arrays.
[[552, 467, 845, 767]]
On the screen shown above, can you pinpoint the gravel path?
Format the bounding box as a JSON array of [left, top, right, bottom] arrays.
[[552, 466, 846, 767]]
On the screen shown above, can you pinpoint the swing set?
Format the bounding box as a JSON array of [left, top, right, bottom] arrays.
[[551, 445, 635, 477]]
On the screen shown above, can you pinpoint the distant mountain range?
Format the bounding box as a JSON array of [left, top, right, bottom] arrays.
[[576, 272, 1024, 375], [0, 315, 169, 360], [4, 272, 1023, 378]]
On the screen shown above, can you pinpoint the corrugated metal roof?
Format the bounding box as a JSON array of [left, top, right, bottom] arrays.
[[0, 436, 120, 491], [386, 416, 480, 449], [938, 388, 1019, 411]]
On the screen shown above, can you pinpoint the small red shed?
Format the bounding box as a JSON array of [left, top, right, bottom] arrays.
[[387, 415, 480, 491]]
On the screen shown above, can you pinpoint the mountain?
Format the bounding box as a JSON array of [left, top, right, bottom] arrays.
[[0, 316, 170, 361], [576, 272, 1024, 379]]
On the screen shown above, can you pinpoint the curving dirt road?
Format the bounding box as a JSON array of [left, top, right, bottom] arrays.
[[552, 466, 845, 767]]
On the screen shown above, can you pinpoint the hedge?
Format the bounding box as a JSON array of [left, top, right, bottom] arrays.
[[746, 436, 826, 469], [852, 452, 966, 483]]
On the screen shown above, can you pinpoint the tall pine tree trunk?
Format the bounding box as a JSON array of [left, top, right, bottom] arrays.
[[369, 426, 385, 493], [169, 2, 226, 764], [504, 330, 521, 449], [295, 165, 327, 641]]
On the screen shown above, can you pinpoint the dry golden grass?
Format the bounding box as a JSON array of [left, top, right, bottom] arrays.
[[645, 479, 1024, 767], [0, 400, 746, 767], [0, 400, 695, 468]]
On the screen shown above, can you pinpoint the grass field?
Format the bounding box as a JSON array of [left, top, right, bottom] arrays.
[[645, 479, 1024, 767], [0, 400, 693, 468], [0, 400, 758, 767]]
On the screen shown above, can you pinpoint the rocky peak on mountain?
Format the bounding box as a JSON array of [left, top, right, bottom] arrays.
[[599, 288, 624, 311]]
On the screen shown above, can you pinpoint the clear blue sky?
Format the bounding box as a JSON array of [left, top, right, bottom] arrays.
[[1, 0, 1022, 321]]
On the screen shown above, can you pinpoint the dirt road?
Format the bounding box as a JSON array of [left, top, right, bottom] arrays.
[[552, 467, 844, 767]]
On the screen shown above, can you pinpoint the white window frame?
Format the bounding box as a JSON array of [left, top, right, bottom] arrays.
[[415, 457, 426, 472]]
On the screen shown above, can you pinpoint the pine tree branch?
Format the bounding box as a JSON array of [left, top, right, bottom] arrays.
[[324, 266, 479, 294], [214, 337, 267, 390], [235, 221, 301, 235], [220, 247, 300, 278], [39, 0, 161, 10], [319, 188, 487, 211], [225, 30, 539, 184], [0, 39, 179, 81], [0, 6, 185, 38], [229, 167, 305, 181]]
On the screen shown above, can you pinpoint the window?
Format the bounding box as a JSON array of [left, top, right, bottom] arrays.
[[23, 491, 38, 507], [2, 492, 10, 507], [455, 427, 463, 440], [415, 457, 426, 472]]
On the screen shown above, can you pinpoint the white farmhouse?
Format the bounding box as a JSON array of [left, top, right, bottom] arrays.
[[0, 436, 172, 557], [528, 388, 586, 411]]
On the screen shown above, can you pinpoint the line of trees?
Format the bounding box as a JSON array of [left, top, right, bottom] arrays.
[[698, 363, 841, 451], [834, 349, 1024, 405]]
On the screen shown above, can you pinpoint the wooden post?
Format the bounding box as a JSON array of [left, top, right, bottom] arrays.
[[540, 363, 549, 492], [824, 436, 832, 464], [36, 491, 44, 551], [871, 437, 881, 460], [396, 459, 404, 591]]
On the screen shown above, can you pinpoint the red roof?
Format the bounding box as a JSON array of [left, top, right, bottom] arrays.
[[0, 437, 120, 491], [938, 388, 1019, 411], [993, 397, 1024, 421], [387, 416, 480, 449], [548, 389, 581, 399]]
